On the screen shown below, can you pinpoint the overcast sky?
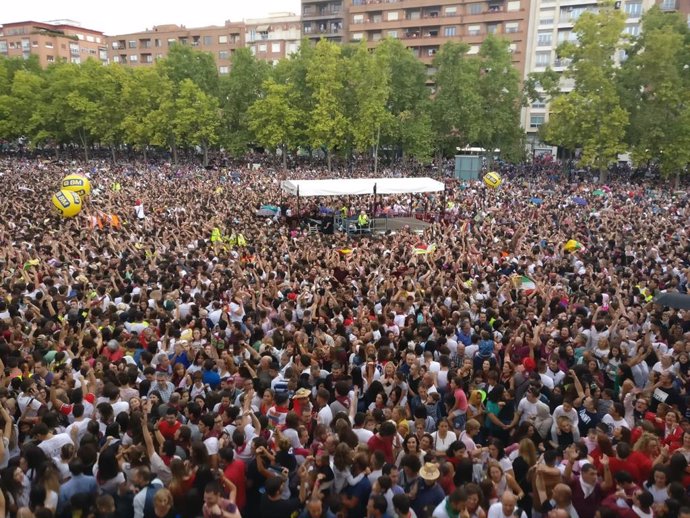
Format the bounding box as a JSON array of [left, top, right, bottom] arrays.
[[1, 0, 302, 35]]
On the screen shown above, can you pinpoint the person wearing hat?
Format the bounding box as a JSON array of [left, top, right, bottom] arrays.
[[410, 462, 445, 518]]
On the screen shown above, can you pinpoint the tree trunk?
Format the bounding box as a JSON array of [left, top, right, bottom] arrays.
[[327, 149, 332, 172], [374, 126, 380, 175], [111, 145, 116, 164], [674, 172, 680, 190], [79, 129, 89, 162], [202, 143, 209, 167], [282, 144, 287, 170], [143, 147, 148, 166], [599, 168, 608, 183], [172, 143, 178, 164]]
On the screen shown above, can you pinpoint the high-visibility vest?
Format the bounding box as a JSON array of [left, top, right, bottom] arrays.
[[226, 233, 237, 246], [211, 228, 222, 242], [237, 234, 247, 247], [358, 213, 369, 226]]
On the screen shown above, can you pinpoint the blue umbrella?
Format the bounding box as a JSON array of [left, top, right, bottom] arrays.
[[573, 196, 587, 206], [529, 197, 543, 205]]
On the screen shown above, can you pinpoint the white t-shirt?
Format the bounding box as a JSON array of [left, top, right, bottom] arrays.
[[353, 428, 374, 445], [65, 419, 90, 444], [203, 436, 219, 456], [517, 398, 540, 424], [318, 405, 333, 427], [38, 433, 74, 464], [431, 431, 457, 453], [602, 414, 630, 430], [488, 502, 527, 518]]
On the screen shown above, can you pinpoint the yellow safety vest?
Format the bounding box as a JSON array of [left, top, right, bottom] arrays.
[[237, 234, 247, 247], [358, 214, 369, 226], [211, 228, 222, 242]]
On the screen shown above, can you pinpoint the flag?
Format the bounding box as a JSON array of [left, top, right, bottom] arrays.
[[564, 239, 583, 252], [513, 275, 537, 295], [413, 243, 437, 255]]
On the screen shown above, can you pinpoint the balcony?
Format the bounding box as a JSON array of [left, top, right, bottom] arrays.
[[303, 8, 344, 20]]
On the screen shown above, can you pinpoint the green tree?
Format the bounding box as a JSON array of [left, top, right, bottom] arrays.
[[0, 69, 45, 141], [341, 42, 390, 170], [374, 39, 433, 162], [248, 79, 300, 169], [173, 78, 220, 166], [218, 48, 270, 155], [619, 6, 690, 180], [475, 35, 525, 162], [542, 3, 628, 179], [121, 67, 174, 162], [306, 40, 347, 171], [158, 44, 219, 96], [431, 42, 483, 157]]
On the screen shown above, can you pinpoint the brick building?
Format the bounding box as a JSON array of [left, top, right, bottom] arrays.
[[0, 20, 108, 67], [107, 21, 244, 74], [345, 0, 530, 73]]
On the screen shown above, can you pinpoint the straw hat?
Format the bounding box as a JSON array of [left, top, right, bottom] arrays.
[[292, 388, 312, 400], [419, 463, 440, 482]]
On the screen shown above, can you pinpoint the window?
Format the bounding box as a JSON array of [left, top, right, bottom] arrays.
[[537, 31, 552, 45], [530, 115, 545, 128], [272, 43, 281, 53], [71, 57, 81, 64], [69, 42, 79, 55], [625, 1, 643, 16], [468, 45, 479, 54], [660, 0, 677, 9], [408, 10, 421, 20], [468, 25, 481, 36], [445, 6, 457, 15], [218, 35, 228, 44], [142, 54, 153, 63], [469, 3, 483, 14], [8, 42, 16, 49], [532, 100, 546, 109], [203, 36, 212, 46], [557, 30, 570, 43], [487, 24, 499, 34], [259, 43, 267, 52], [155, 39, 162, 47], [86, 35, 95, 42], [372, 32, 383, 41], [76, 34, 84, 40], [388, 30, 398, 38], [444, 26, 457, 36], [167, 38, 176, 46], [219, 66, 229, 74], [128, 40, 136, 48], [427, 48, 437, 56], [352, 32, 364, 41], [0, 41, 6, 53], [219, 50, 229, 60], [624, 24, 639, 36], [509, 43, 517, 52], [535, 51, 550, 66], [505, 22, 519, 33], [539, 18, 554, 26], [353, 14, 364, 24], [45, 41, 53, 48], [250, 46, 256, 55], [387, 11, 399, 21], [113, 55, 120, 63], [507, 1, 521, 11], [130, 55, 138, 62], [31, 40, 38, 47], [288, 43, 298, 54]]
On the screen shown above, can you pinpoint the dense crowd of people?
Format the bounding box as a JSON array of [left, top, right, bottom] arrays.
[[0, 155, 689, 518]]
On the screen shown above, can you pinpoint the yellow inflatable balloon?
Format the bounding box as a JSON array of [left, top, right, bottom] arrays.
[[483, 171, 502, 189], [52, 190, 82, 218], [61, 174, 91, 197]]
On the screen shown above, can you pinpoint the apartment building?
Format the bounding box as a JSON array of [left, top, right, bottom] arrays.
[[655, 0, 690, 19], [0, 20, 108, 67], [302, 0, 347, 42], [106, 21, 244, 74], [344, 0, 530, 73], [246, 13, 301, 63], [522, 0, 656, 153]]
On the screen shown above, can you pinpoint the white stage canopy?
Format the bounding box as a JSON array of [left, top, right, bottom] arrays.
[[281, 177, 445, 197]]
